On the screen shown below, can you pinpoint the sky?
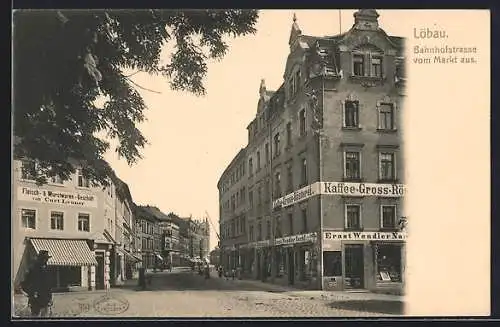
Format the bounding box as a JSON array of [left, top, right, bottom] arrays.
[[103, 10, 411, 251]]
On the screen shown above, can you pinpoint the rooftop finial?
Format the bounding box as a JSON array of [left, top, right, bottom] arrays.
[[293, 12, 297, 23]]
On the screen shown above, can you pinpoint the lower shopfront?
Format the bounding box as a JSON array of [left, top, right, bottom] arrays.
[[272, 232, 319, 289], [322, 231, 406, 294]]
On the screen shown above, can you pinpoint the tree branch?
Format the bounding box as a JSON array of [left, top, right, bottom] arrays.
[[125, 77, 162, 94]]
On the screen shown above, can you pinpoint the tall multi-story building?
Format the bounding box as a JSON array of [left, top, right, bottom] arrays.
[[218, 10, 406, 293], [134, 205, 163, 269], [12, 156, 138, 292]]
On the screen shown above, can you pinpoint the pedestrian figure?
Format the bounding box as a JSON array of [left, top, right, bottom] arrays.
[[204, 263, 210, 279], [21, 250, 53, 317], [218, 266, 223, 278], [231, 267, 236, 280]]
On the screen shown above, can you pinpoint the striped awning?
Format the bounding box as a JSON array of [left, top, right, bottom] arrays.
[[30, 238, 98, 266], [117, 247, 142, 262]]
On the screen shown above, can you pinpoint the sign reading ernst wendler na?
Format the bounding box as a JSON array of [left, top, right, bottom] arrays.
[[323, 231, 407, 241], [18, 186, 98, 208]]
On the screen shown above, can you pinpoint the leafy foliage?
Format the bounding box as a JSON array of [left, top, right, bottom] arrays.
[[13, 9, 259, 186]]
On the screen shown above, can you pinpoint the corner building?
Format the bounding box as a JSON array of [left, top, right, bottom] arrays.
[[217, 10, 407, 294]]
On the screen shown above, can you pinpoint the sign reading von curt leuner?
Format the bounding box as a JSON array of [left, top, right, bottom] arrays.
[[17, 186, 98, 208]]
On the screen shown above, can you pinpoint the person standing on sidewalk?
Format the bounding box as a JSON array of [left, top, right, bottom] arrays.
[[21, 250, 53, 317]]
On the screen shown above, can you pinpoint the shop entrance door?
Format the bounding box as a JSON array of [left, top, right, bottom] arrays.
[[344, 245, 364, 289], [288, 249, 295, 285], [95, 252, 105, 290]]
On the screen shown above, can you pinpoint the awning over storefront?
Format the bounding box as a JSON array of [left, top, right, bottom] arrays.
[[116, 247, 142, 262], [155, 254, 164, 261], [29, 238, 98, 266]]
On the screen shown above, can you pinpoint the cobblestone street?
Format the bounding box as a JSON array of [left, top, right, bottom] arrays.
[[13, 268, 404, 318]]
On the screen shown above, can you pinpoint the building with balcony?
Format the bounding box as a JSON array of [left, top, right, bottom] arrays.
[[217, 10, 406, 294]]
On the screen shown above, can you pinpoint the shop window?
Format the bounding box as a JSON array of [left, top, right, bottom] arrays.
[[344, 100, 359, 128], [288, 213, 294, 235], [21, 208, 36, 229], [323, 251, 342, 276], [274, 172, 281, 198], [345, 205, 361, 230], [50, 211, 64, 230], [381, 205, 397, 229], [378, 103, 395, 130], [249, 225, 254, 241], [376, 244, 402, 282], [78, 213, 90, 232], [266, 220, 271, 240], [275, 216, 282, 238]]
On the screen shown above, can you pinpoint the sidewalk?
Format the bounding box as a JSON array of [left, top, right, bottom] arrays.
[[209, 270, 403, 303]]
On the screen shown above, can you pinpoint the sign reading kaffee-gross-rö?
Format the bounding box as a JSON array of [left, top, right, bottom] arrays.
[[272, 182, 406, 208], [17, 186, 98, 208]]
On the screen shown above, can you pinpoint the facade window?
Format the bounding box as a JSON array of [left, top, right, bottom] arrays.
[[274, 133, 280, 157], [286, 122, 292, 148], [264, 180, 269, 203], [344, 151, 361, 180], [257, 221, 262, 241], [21, 160, 37, 180], [288, 213, 294, 235], [249, 190, 254, 208], [379, 152, 395, 181], [77, 169, 90, 188], [353, 54, 364, 76], [248, 158, 253, 176], [242, 216, 246, 233], [265, 143, 270, 163], [376, 244, 402, 282], [381, 205, 397, 229], [21, 209, 36, 229], [275, 216, 282, 238], [50, 175, 64, 184], [344, 100, 359, 128], [78, 213, 90, 232], [257, 151, 261, 171], [294, 70, 301, 94], [266, 220, 271, 239], [299, 109, 306, 137], [371, 56, 382, 77], [274, 172, 281, 198], [301, 158, 308, 186], [345, 205, 361, 230], [50, 211, 64, 230], [257, 186, 262, 207], [249, 225, 254, 241], [301, 208, 308, 233], [286, 164, 293, 192], [379, 103, 395, 130]]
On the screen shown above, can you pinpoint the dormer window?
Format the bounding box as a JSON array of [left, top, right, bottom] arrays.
[[352, 46, 384, 78]]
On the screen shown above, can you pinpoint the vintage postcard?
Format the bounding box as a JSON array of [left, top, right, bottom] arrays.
[[11, 9, 490, 318]]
